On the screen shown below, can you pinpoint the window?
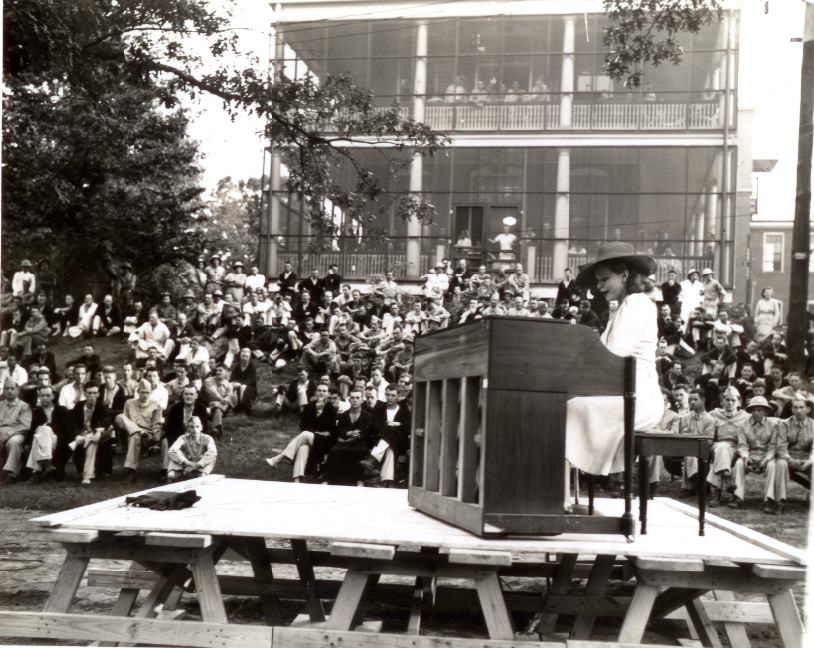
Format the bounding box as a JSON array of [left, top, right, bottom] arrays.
[[762, 233, 784, 273]]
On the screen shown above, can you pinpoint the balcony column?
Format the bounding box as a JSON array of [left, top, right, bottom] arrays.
[[705, 184, 719, 271], [406, 19, 428, 278], [262, 28, 287, 277], [553, 149, 570, 277], [693, 210, 705, 258], [559, 16, 576, 127]]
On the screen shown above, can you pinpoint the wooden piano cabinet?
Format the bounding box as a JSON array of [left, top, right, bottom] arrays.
[[408, 317, 636, 537]]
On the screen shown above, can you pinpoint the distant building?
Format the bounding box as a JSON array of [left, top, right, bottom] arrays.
[[260, 0, 744, 288], [748, 220, 814, 309]]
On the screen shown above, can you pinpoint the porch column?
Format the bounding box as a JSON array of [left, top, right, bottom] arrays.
[[263, 29, 287, 277], [406, 19, 428, 278], [706, 183, 719, 270], [693, 210, 705, 259], [559, 16, 575, 127], [553, 149, 570, 276]]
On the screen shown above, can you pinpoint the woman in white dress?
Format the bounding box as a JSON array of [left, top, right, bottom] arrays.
[[566, 243, 665, 476], [753, 287, 782, 343]]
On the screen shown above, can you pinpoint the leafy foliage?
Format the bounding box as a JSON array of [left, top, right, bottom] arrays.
[[2, 0, 447, 286], [201, 176, 262, 267], [603, 0, 723, 87]]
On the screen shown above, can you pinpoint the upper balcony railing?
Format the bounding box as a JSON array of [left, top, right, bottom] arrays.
[[321, 90, 730, 134]]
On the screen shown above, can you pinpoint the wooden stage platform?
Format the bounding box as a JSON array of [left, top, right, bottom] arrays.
[[2, 476, 808, 648]]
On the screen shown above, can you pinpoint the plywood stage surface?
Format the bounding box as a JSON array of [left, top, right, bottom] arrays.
[[31, 477, 805, 567]]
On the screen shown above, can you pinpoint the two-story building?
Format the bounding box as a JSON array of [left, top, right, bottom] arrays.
[[260, 0, 744, 292]]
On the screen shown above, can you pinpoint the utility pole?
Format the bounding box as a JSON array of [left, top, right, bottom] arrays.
[[788, 2, 814, 372]]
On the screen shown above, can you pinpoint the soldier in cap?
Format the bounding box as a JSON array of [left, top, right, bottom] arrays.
[[767, 397, 814, 513], [701, 268, 726, 317], [706, 386, 750, 506], [729, 395, 780, 510]]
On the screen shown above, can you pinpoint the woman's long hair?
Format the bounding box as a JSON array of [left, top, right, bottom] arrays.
[[594, 259, 647, 294]]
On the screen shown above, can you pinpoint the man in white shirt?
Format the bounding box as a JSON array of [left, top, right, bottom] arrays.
[[129, 310, 174, 360], [58, 364, 86, 409], [244, 266, 267, 294]]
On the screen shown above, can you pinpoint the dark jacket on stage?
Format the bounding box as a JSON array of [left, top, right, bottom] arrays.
[[320, 409, 374, 484], [164, 400, 210, 449]]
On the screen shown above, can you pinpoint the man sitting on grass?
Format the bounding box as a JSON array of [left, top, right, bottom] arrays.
[[116, 379, 162, 482], [0, 379, 32, 483], [167, 416, 217, 482], [266, 383, 337, 482]]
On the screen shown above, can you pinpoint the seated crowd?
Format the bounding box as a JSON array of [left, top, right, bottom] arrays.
[[0, 256, 811, 505]]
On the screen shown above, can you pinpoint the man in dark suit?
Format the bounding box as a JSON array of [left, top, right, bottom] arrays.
[[274, 368, 315, 412], [68, 344, 103, 382], [24, 342, 57, 378], [320, 390, 374, 484], [277, 261, 298, 297], [96, 366, 127, 476], [230, 348, 258, 413], [292, 290, 319, 325], [68, 382, 113, 485], [556, 268, 581, 306], [26, 385, 71, 482], [266, 383, 337, 481], [299, 269, 324, 302], [360, 384, 411, 486], [322, 264, 342, 297]]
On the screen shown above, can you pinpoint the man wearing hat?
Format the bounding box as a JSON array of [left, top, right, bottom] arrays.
[[700, 268, 726, 317], [706, 386, 749, 506], [730, 395, 780, 510], [224, 260, 248, 304], [11, 259, 37, 303], [204, 255, 225, 294], [0, 378, 32, 483], [180, 289, 199, 327], [679, 268, 702, 328], [767, 397, 814, 511]]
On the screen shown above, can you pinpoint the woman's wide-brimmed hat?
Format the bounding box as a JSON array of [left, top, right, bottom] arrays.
[[575, 242, 656, 289]]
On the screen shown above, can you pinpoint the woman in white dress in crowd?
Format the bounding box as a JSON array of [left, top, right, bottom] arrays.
[[753, 286, 783, 343], [566, 243, 665, 477]]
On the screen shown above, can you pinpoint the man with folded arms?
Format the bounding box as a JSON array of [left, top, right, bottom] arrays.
[[0, 379, 32, 483], [116, 379, 162, 482]]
